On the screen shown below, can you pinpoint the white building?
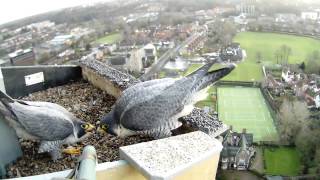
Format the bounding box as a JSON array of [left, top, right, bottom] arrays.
[[70, 27, 95, 40], [49, 35, 74, 46], [126, 43, 157, 73], [301, 12, 319, 20], [236, 0, 256, 16], [27, 21, 55, 31], [315, 95, 320, 108]]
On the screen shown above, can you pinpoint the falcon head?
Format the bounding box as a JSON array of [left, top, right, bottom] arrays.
[[74, 120, 95, 139], [98, 111, 118, 136]]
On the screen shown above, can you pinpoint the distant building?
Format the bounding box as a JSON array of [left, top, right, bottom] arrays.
[[107, 43, 157, 75], [142, 43, 157, 68], [49, 35, 74, 46], [236, 0, 256, 16], [220, 128, 255, 170], [301, 11, 319, 20], [220, 43, 243, 62], [27, 21, 55, 31], [100, 44, 117, 54], [154, 41, 175, 50], [275, 13, 298, 23], [182, 33, 206, 55], [70, 27, 95, 40], [234, 14, 248, 31], [57, 49, 75, 61], [213, 6, 237, 15], [315, 95, 320, 108], [8, 48, 35, 66]]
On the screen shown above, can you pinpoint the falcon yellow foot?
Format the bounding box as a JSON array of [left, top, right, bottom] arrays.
[[62, 146, 81, 155]]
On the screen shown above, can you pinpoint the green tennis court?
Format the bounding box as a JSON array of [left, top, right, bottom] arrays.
[[217, 86, 279, 142]]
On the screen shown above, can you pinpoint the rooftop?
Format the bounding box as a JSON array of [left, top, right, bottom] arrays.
[[8, 48, 33, 58]]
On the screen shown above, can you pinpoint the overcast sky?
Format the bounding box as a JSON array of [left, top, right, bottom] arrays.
[[0, 0, 112, 25]]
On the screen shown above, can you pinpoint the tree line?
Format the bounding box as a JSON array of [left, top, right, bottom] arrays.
[[278, 98, 320, 174]]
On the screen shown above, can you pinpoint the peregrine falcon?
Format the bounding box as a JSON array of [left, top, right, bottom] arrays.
[[98, 61, 236, 139], [0, 91, 94, 160]]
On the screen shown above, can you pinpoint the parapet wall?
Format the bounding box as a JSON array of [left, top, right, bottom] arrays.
[[79, 59, 139, 98], [1, 65, 82, 98]]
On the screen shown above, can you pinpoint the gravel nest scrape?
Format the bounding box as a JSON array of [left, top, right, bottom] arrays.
[[6, 80, 153, 178]]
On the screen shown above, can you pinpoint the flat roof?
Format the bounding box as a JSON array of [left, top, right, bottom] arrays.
[[8, 48, 33, 58]]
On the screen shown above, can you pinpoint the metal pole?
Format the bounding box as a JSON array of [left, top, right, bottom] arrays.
[[76, 145, 97, 180]]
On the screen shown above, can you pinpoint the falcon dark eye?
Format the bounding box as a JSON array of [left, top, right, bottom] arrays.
[[101, 124, 108, 130]]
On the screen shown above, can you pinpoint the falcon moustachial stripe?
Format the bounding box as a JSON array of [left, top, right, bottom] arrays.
[[98, 60, 236, 139], [0, 91, 95, 160]]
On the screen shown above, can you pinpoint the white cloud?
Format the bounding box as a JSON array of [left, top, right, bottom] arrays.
[[0, 0, 111, 25]]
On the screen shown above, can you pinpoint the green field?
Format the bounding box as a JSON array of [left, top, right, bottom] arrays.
[[183, 63, 203, 76], [217, 87, 279, 142], [183, 62, 263, 82], [183, 63, 227, 76], [235, 32, 320, 64], [95, 33, 122, 44], [226, 32, 320, 81], [264, 147, 301, 176]]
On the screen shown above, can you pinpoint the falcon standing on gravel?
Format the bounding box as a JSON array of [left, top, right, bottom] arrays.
[[0, 91, 94, 160], [99, 61, 236, 139]]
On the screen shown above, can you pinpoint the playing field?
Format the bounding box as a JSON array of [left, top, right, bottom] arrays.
[[217, 87, 279, 142], [225, 32, 320, 82], [264, 147, 301, 176], [235, 32, 320, 64], [95, 33, 122, 44]]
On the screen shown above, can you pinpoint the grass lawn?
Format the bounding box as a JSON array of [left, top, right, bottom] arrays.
[[264, 147, 301, 176], [159, 71, 167, 78], [235, 32, 320, 64], [95, 33, 122, 44], [195, 86, 217, 110], [183, 62, 262, 82], [183, 63, 204, 76], [217, 87, 279, 142], [230, 32, 320, 81], [222, 61, 263, 82]]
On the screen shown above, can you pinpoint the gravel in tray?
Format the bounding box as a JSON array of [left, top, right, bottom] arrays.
[[6, 80, 152, 178]]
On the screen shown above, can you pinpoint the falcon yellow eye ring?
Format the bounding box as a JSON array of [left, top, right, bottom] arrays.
[[101, 124, 108, 130], [81, 124, 89, 129]]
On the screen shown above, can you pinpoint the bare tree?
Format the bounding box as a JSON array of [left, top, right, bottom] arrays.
[[205, 20, 236, 51], [278, 45, 292, 65], [274, 49, 281, 64], [295, 121, 320, 173], [256, 51, 262, 63], [305, 50, 320, 74], [278, 99, 309, 144]]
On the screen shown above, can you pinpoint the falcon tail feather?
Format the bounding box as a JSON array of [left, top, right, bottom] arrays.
[[195, 63, 236, 91], [0, 90, 15, 103], [0, 90, 18, 119], [186, 60, 216, 78]]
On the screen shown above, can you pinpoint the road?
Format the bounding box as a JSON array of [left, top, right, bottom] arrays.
[[139, 32, 202, 81]]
